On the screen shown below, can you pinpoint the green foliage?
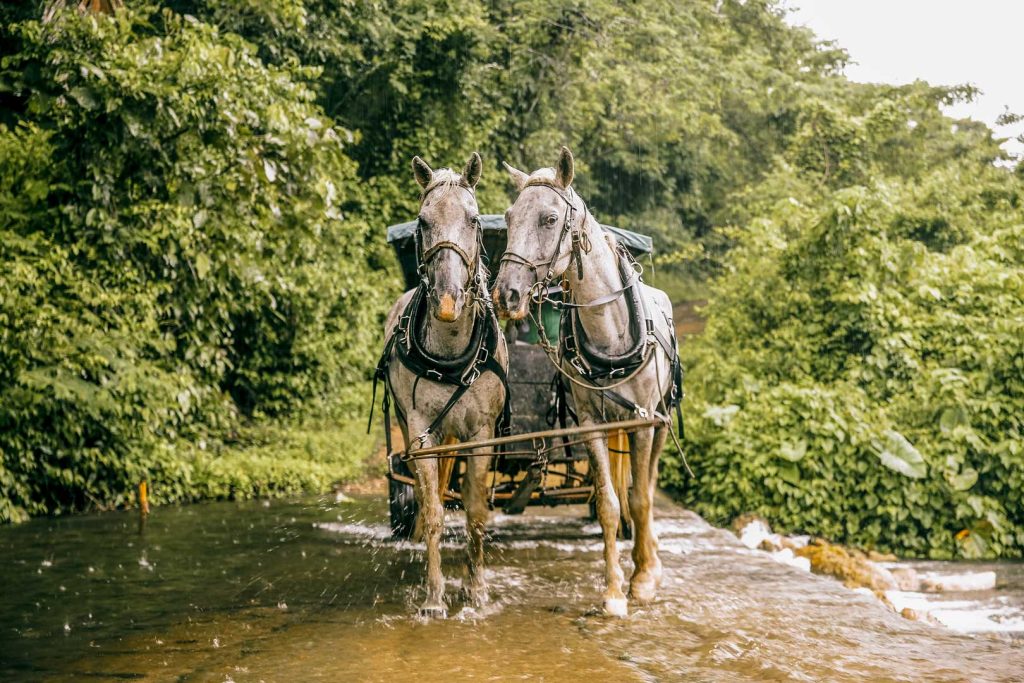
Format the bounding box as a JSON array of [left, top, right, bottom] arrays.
[[666, 161, 1024, 559], [0, 7, 390, 521]]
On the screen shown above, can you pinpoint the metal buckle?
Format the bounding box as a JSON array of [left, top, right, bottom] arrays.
[[414, 429, 431, 448], [529, 281, 547, 304], [608, 367, 625, 378], [476, 347, 489, 364], [399, 314, 411, 332], [635, 406, 650, 419], [426, 369, 443, 381], [463, 366, 481, 386], [570, 356, 588, 376], [563, 334, 576, 352]]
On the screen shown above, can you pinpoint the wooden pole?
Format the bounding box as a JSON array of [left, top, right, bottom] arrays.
[[138, 480, 150, 516]]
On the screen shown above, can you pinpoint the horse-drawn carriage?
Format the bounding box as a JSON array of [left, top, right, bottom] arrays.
[[383, 213, 658, 539]]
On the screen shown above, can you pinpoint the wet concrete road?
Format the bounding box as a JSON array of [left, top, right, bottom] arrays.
[[1, 493, 1021, 682]]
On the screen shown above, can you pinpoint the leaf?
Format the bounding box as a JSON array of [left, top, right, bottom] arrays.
[[263, 158, 277, 182], [195, 253, 211, 279], [938, 406, 968, 433], [949, 468, 978, 492], [778, 439, 808, 462], [69, 86, 97, 110], [876, 430, 927, 479], [778, 462, 801, 484], [702, 404, 739, 427]]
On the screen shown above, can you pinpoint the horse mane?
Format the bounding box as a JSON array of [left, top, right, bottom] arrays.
[[528, 167, 558, 183], [420, 168, 465, 203]]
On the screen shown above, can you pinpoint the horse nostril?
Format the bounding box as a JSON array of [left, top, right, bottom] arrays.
[[506, 288, 521, 309]]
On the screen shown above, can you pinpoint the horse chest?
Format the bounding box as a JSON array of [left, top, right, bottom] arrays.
[[389, 362, 502, 441]]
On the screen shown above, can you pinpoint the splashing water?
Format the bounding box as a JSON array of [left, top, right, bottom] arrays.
[[0, 494, 1020, 681]]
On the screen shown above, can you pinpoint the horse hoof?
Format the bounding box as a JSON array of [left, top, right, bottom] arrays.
[[603, 597, 629, 618], [629, 581, 658, 605], [460, 585, 490, 608], [417, 605, 448, 619]]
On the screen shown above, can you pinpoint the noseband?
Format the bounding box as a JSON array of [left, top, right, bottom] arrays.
[[499, 179, 592, 299]]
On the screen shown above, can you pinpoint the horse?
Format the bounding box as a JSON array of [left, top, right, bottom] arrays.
[[492, 146, 682, 617], [374, 153, 510, 618]]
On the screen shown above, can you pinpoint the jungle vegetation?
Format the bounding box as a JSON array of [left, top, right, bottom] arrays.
[[1, 1, 1021, 558]]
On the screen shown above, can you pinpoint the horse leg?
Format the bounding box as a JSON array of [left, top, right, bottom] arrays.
[[585, 428, 627, 617], [462, 439, 493, 607], [628, 425, 665, 603], [409, 433, 447, 618]]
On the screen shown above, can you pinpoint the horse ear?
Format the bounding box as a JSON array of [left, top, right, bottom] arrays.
[[412, 156, 433, 189], [555, 146, 574, 189], [461, 152, 482, 189], [502, 161, 529, 191]]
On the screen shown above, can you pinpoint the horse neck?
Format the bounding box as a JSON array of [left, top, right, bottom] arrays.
[[421, 294, 477, 358], [565, 211, 635, 355]]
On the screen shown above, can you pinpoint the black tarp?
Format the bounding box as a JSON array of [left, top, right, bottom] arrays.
[[387, 214, 653, 289]]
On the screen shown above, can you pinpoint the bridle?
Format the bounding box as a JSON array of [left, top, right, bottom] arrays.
[[415, 182, 486, 302], [498, 178, 592, 302]]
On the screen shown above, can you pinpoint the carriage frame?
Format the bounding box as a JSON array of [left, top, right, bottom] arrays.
[[383, 215, 664, 538]]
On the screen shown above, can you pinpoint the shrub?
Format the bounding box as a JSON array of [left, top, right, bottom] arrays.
[[665, 165, 1024, 558]]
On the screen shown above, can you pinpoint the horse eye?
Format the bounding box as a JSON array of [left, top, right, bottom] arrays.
[[544, 213, 558, 226]]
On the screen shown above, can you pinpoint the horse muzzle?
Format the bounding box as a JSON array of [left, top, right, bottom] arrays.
[[431, 289, 466, 322], [492, 270, 531, 321]]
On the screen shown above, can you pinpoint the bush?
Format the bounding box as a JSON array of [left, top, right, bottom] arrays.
[[665, 166, 1024, 558], [0, 7, 393, 521]]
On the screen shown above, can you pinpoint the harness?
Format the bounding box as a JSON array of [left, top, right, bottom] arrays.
[[560, 245, 684, 436], [368, 182, 511, 454], [503, 179, 685, 444]]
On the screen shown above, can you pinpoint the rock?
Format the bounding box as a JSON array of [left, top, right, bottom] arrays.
[[920, 571, 997, 593], [734, 516, 774, 550], [867, 550, 899, 562], [889, 567, 921, 592], [770, 548, 811, 572], [901, 607, 921, 621], [794, 539, 897, 592], [787, 535, 811, 548], [759, 537, 783, 552]]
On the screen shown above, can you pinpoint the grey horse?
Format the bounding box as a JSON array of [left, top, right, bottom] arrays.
[[493, 147, 678, 617], [379, 153, 509, 618]]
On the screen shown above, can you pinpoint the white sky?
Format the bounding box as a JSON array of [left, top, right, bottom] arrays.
[[784, 0, 1024, 159]]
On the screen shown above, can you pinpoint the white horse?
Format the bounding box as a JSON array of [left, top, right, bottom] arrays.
[[377, 153, 509, 618], [493, 147, 680, 617]]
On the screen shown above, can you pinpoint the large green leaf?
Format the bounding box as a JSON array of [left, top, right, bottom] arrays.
[[876, 430, 927, 479], [778, 439, 808, 462]]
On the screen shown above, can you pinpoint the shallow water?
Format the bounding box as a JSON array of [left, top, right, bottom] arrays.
[[1, 494, 1021, 682]]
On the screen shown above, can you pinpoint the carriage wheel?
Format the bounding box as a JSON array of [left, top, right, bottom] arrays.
[[388, 454, 418, 539]]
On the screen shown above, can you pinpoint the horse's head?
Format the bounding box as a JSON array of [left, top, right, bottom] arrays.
[[493, 146, 579, 320], [412, 152, 484, 322]]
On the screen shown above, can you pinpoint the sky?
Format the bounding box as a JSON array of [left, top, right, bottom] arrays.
[[783, 0, 1024, 159]]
